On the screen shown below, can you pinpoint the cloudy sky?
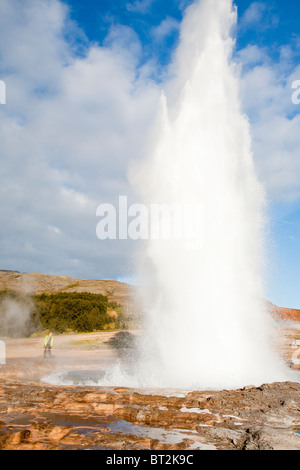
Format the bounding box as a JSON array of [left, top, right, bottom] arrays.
[[0, 0, 299, 308]]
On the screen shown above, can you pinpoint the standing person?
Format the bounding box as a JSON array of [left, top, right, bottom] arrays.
[[44, 332, 54, 358]]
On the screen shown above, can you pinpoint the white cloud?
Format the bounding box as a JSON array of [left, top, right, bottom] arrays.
[[239, 2, 279, 31], [0, 0, 160, 279], [151, 17, 179, 42], [176, 0, 193, 11], [236, 44, 270, 67], [241, 2, 266, 26], [1, 0, 300, 282], [236, 45, 300, 202], [126, 0, 155, 14]]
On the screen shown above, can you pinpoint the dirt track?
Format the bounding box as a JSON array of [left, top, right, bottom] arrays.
[[1, 331, 124, 382]]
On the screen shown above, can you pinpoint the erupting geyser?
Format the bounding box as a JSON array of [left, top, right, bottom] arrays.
[[45, 0, 295, 391], [127, 0, 294, 390]]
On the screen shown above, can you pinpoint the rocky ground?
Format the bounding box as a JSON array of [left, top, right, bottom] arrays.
[[0, 326, 299, 451], [0, 377, 299, 451]]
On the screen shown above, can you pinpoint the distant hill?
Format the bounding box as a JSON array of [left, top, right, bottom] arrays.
[[0, 270, 139, 315], [266, 300, 300, 323], [0, 270, 299, 323]]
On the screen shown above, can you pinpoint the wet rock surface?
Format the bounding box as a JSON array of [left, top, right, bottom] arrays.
[[0, 377, 299, 450], [0, 328, 299, 450]]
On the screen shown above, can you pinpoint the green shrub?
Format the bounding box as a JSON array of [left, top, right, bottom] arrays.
[[34, 292, 111, 333], [0, 290, 122, 336]]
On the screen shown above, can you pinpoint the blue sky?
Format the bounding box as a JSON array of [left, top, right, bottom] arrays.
[[0, 0, 299, 308], [64, 0, 300, 55]]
